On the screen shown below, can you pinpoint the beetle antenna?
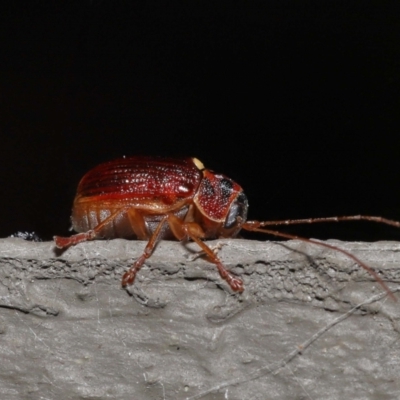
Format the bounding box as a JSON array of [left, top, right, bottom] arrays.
[[241, 223, 397, 302], [249, 215, 400, 228]]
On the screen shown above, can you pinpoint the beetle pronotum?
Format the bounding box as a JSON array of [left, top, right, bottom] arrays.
[[54, 156, 399, 299]]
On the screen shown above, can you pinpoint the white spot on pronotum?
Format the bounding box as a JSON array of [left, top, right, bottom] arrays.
[[192, 157, 205, 171]]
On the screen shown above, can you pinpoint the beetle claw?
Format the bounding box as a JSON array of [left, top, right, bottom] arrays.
[[54, 236, 72, 249], [121, 270, 136, 287], [229, 277, 244, 293]]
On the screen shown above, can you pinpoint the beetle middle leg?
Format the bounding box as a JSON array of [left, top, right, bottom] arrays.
[[121, 214, 169, 287], [186, 241, 227, 261]]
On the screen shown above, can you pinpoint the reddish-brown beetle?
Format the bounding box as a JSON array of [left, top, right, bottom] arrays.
[[54, 156, 400, 298]]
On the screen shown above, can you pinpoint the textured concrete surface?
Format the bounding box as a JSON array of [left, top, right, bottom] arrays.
[[0, 237, 400, 400]]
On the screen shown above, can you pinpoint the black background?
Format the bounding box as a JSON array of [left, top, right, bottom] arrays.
[[1, 1, 400, 241]]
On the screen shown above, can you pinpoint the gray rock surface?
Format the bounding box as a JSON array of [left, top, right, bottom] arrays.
[[0, 237, 400, 400]]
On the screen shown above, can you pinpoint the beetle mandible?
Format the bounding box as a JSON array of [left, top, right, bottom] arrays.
[[54, 156, 400, 298]]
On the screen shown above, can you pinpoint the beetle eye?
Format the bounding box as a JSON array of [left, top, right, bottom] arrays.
[[224, 192, 249, 229]]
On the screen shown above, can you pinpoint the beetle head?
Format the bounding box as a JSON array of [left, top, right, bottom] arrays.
[[194, 169, 248, 237]]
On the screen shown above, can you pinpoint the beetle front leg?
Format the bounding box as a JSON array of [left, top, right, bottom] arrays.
[[190, 237, 244, 292], [192, 237, 243, 292], [167, 215, 244, 292]]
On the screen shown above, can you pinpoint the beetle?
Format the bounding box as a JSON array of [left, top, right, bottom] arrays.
[[54, 156, 400, 298]]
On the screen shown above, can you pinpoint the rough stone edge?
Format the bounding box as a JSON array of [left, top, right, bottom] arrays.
[[1, 237, 400, 308]]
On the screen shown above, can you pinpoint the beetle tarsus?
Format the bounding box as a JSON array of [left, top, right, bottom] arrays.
[[121, 254, 148, 287], [54, 236, 70, 249], [229, 277, 244, 292], [121, 270, 136, 287], [215, 261, 244, 292], [54, 230, 96, 249]]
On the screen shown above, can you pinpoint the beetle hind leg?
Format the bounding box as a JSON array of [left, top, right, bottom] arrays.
[[54, 207, 130, 249], [54, 230, 96, 248]]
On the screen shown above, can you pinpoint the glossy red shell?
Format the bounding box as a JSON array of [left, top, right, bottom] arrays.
[[75, 156, 202, 209], [70, 156, 246, 240]]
